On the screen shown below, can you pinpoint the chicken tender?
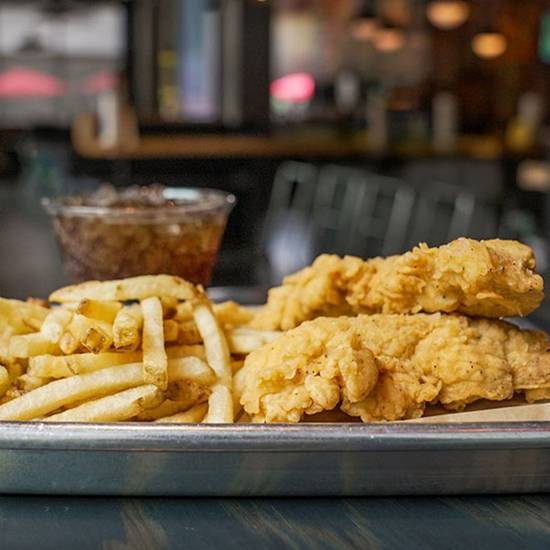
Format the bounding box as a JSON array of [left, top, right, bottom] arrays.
[[252, 238, 544, 330], [240, 317, 379, 422], [241, 314, 550, 422]]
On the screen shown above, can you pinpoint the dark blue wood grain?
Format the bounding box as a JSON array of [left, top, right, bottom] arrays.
[[1, 496, 550, 549]]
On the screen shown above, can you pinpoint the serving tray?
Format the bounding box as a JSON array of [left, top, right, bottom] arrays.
[[0, 422, 549, 496]]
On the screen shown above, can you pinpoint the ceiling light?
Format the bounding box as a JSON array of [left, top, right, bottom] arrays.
[[472, 32, 507, 59], [350, 1, 379, 42], [427, 0, 470, 30], [374, 27, 405, 52], [351, 18, 380, 41]]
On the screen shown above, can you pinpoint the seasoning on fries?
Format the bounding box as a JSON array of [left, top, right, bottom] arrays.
[[0, 274, 266, 424], [192, 291, 233, 422], [141, 296, 168, 389]]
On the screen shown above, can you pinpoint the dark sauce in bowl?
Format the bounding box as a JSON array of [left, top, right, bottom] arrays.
[[43, 185, 236, 286]]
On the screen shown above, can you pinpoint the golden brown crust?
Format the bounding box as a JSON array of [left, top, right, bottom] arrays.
[[242, 313, 550, 423], [241, 316, 378, 422], [252, 239, 544, 330]]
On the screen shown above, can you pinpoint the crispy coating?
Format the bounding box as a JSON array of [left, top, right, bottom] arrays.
[[241, 317, 378, 422], [252, 238, 544, 330], [241, 314, 550, 422]]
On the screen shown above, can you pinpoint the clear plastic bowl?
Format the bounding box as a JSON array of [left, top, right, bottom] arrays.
[[42, 186, 236, 286]]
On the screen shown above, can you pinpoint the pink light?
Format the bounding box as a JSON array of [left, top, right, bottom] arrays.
[[0, 66, 66, 97], [81, 70, 118, 95], [270, 72, 315, 103]]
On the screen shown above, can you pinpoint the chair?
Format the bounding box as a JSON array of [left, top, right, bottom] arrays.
[[260, 161, 319, 284], [405, 181, 497, 249], [317, 167, 416, 258], [260, 161, 497, 284]]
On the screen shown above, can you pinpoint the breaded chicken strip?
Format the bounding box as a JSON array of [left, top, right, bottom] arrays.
[[252, 239, 544, 330], [241, 314, 550, 422], [239, 317, 379, 423]]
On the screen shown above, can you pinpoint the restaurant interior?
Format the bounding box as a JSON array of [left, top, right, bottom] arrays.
[[4, 3, 550, 544], [1, 0, 550, 325]]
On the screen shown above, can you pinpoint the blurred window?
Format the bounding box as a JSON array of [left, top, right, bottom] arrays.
[[0, 2, 124, 128]]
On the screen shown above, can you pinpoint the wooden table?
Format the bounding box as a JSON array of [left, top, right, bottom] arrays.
[[2, 495, 550, 549]]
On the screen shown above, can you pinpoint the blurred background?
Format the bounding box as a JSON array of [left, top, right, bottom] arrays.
[[1, 0, 550, 319]]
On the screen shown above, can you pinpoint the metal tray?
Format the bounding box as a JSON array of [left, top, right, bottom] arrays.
[[0, 422, 549, 496]]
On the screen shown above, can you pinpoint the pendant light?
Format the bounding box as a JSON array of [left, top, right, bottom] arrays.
[[427, 0, 470, 31], [374, 23, 405, 52], [471, 31, 507, 58], [350, 0, 379, 42], [471, 1, 506, 60]]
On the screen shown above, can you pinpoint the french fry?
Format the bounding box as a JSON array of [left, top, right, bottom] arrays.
[[163, 319, 179, 343], [226, 327, 282, 354], [213, 301, 255, 327], [141, 297, 168, 389], [66, 314, 113, 354], [17, 373, 51, 393], [9, 333, 58, 358], [49, 275, 196, 303], [193, 293, 233, 422], [113, 304, 142, 351], [176, 321, 202, 345], [166, 380, 210, 403], [26, 297, 49, 309], [0, 298, 49, 334], [165, 345, 206, 360], [160, 297, 179, 319], [44, 384, 163, 422], [192, 296, 232, 386], [76, 299, 122, 323], [136, 397, 203, 421], [40, 309, 73, 344], [166, 357, 214, 404], [58, 302, 79, 311], [28, 351, 142, 378], [0, 363, 145, 421], [59, 330, 79, 355], [1, 387, 22, 403], [168, 356, 216, 386], [203, 384, 233, 423], [0, 274, 266, 424], [155, 402, 208, 423], [174, 301, 193, 322], [0, 366, 10, 398], [232, 366, 247, 411], [3, 359, 24, 383], [0, 324, 13, 359]]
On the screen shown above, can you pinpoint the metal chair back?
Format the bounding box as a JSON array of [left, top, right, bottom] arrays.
[[261, 161, 496, 283]]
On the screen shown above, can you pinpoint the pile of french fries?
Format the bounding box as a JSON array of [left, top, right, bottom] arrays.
[[0, 275, 280, 423]]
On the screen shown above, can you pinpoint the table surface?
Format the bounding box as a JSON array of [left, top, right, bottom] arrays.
[[1, 494, 550, 549]]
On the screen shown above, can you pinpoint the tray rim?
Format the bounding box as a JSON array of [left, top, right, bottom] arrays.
[[1, 421, 550, 453]]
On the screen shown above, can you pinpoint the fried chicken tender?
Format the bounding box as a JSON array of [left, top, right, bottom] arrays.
[[252, 238, 544, 330], [240, 317, 379, 422], [241, 314, 550, 422]]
